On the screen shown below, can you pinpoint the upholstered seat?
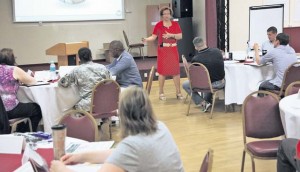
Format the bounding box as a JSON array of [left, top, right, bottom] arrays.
[[246, 140, 282, 158], [241, 90, 285, 172], [90, 79, 120, 139], [270, 62, 300, 98], [123, 30, 144, 59], [59, 110, 99, 142], [186, 63, 225, 118]]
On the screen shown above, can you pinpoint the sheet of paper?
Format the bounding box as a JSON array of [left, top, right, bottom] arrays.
[[67, 163, 102, 172], [69, 141, 114, 153], [14, 161, 35, 172], [0, 135, 24, 154]]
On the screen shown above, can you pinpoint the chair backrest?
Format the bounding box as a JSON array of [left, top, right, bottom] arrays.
[[90, 79, 120, 119], [182, 55, 190, 79], [285, 81, 300, 96], [59, 110, 99, 142], [242, 91, 284, 141], [199, 149, 213, 172], [122, 30, 130, 47], [279, 62, 300, 96], [0, 96, 10, 134], [145, 66, 155, 95], [189, 63, 213, 93]]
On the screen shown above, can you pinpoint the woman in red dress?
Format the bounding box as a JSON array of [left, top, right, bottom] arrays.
[[143, 7, 183, 101]]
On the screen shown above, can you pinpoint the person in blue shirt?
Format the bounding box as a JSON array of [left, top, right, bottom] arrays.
[[106, 40, 142, 89]]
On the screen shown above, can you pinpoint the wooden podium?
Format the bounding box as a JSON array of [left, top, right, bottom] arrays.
[[46, 41, 89, 67]]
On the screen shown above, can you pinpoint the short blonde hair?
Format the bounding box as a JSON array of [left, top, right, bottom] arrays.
[[119, 86, 157, 138]]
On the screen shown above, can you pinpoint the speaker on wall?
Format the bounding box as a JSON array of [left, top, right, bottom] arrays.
[[172, 0, 193, 18]]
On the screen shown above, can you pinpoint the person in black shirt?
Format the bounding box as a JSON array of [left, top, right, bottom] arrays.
[[182, 37, 225, 112]]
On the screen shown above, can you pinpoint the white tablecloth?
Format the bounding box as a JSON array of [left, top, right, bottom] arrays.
[[279, 94, 300, 139], [17, 83, 80, 133], [224, 62, 275, 105]]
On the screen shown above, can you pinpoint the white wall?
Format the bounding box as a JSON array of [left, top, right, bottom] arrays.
[[0, 0, 169, 65], [230, 0, 264, 51]]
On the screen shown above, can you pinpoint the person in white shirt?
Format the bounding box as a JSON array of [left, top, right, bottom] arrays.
[[261, 26, 277, 54]]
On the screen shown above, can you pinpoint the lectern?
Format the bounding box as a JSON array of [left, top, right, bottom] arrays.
[[46, 41, 89, 67]]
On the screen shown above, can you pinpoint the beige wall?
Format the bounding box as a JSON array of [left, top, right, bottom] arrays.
[[0, 0, 169, 65], [192, 0, 206, 39], [2, 0, 275, 64]]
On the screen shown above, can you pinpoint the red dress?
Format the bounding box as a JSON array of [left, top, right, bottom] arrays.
[[153, 21, 182, 76]]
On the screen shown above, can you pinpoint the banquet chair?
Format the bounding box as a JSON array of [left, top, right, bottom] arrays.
[[241, 91, 285, 172], [182, 55, 190, 103], [123, 30, 145, 59], [90, 79, 120, 139], [10, 118, 33, 133], [0, 96, 32, 133], [59, 110, 99, 142], [187, 63, 225, 118], [145, 66, 155, 95], [199, 148, 213, 172], [284, 81, 300, 97], [272, 62, 300, 98]]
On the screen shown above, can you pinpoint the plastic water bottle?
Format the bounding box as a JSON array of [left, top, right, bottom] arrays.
[[50, 61, 56, 80]]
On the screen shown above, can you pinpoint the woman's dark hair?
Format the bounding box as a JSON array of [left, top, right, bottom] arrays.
[[276, 33, 289, 45], [160, 7, 173, 16], [78, 47, 92, 63], [0, 48, 16, 66]]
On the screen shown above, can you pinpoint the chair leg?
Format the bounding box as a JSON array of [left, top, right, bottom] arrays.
[[11, 123, 17, 133], [241, 150, 246, 172], [27, 119, 33, 132], [138, 47, 143, 60], [210, 93, 217, 119], [187, 95, 192, 116], [251, 156, 255, 172], [184, 94, 189, 104], [109, 123, 112, 140], [141, 47, 144, 60]]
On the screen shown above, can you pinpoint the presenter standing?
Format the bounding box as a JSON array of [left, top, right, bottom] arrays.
[[143, 7, 183, 101]]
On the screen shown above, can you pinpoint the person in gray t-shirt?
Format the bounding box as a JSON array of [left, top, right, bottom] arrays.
[[50, 86, 184, 172], [254, 33, 297, 92]]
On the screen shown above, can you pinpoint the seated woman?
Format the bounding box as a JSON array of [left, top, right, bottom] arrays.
[[0, 48, 42, 132], [50, 86, 184, 172]]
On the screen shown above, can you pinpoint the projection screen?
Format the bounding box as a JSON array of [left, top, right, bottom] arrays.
[[13, 0, 125, 22]]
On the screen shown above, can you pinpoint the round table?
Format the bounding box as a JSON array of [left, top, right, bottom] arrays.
[[279, 94, 300, 138]]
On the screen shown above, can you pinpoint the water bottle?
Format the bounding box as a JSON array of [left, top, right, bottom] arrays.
[[50, 61, 56, 80]]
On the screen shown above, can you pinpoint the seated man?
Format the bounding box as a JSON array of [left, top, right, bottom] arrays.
[[59, 47, 111, 112], [182, 37, 225, 112], [261, 26, 277, 53], [106, 40, 142, 89], [254, 33, 297, 92], [277, 138, 300, 172]]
